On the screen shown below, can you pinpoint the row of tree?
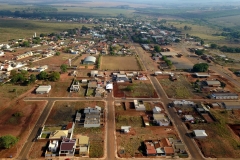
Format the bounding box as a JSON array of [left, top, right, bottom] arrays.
[[210, 44, 240, 53]]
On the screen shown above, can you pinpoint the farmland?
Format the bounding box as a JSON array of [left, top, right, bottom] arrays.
[[100, 56, 141, 71]]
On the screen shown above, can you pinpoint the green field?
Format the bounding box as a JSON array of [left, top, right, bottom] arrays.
[[0, 19, 94, 42]]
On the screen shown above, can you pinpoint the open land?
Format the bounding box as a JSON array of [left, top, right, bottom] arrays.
[[101, 56, 141, 71]]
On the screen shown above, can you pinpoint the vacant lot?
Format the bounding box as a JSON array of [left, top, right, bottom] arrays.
[[101, 56, 141, 71], [0, 100, 46, 158], [191, 109, 240, 158], [28, 140, 48, 159], [45, 101, 105, 125], [113, 81, 158, 98], [158, 75, 202, 99]]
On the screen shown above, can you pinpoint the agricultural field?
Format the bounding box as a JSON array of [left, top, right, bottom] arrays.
[[158, 75, 199, 99], [113, 80, 158, 98], [209, 15, 240, 30], [45, 101, 105, 125], [100, 56, 141, 71], [0, 100, 47, 158], [190, 109, 240, 158], [0, 18, 94, 43]]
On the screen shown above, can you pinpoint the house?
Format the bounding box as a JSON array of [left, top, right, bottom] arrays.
[[45, 140, 58, 157], [210, 92, 238, 100], [84, 106, 101, 128], [115, 74, 129, 83], [121, 126, 131, 133], [223, 101, 240, 110], [154, 71, 162, 76], [91, 70, 98, 77], [164, 147, 174, 156], [153, 114, 170, 126], [106, 83, 113, 92], [193, 73, 210, 78], [75, 135, 90, 157], [59, 138, 76, 156], [153, 106, 162, 114], [193, 130, 207, 138], [66, 122, 75, 139], [83, 56, 96, 64], [70, 80, 80, 92], [0, 51, 4, 56], [144, 141, 157, 156], [184, 115, 194, 121], [49, 130, 68, 139], [204, 80, 221, 87], [134, 100, 146, 111], [36, 85, 51, 94], [82, 79, 88, 83]]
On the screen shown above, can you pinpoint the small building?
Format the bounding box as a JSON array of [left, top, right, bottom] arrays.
[[204, 80, 221, 87], [45, 140, 58, 157], [193, 73, 210, 78], [121, 126, 131, 133], [193, 130, 208, 138], [134, 100, 146, 111], [36, 85, 51, 94], [154, 71, 162, 76], [83, 56, 96, 65], [164, 147, 174, 156], [106, 83, 113, 92], [75, 112, 81, 123], [84, 106, 101, 128], [223, 101, 240, 110], [184, 115, 194, 121], [153, 106, 162, 114], [90, 70, 98, 77], [82, 79, 88, 83], [59, 138, 76, 156], [70, 80, 80, 92], [210, 92, 238, 100], [75, 135, 90, 157], [66, 122, 75, 139], [153, 114, 170, 126], [144, 141, 157, 156]]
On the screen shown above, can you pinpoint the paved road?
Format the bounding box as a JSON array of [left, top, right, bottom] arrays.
[[18, 100, 54, 160]]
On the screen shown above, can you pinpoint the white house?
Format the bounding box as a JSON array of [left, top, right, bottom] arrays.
[[153, 106, 162, 114], [193, 130, 208, 138], [121, 126, 131, 133], [184, 115, 194, 121], [0, 51, 4, 56], [36, 85, 51, 94]]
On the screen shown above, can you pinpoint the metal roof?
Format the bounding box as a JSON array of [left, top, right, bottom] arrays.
[[84, 56, 96, 63]]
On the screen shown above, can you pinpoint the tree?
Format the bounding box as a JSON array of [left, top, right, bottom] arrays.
[[200, 40, 204, 46], [49, 72, 60, 81], [0, 135, 18, 149], [55, 52, 60, 56], [37, 71, 48, 80], [195, 49, 204, 55], [175, 39, 180, 43], [210, 43, 218, 49], [60, 64, 68, 73], [192, 63, 209, 72], [22, 41, 30, 47], [220, 81, 226, 89], [154, 45, 161, 52], [29, 74, 36, 83]]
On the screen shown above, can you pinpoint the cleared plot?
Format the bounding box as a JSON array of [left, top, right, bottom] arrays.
[[191, 109, 240, 158], [170, 57, 194, 70], [45, 101, 105, 125], [101, 56, 141, 71], [28, 141, 48, 159], [158, 75, 194, 99]]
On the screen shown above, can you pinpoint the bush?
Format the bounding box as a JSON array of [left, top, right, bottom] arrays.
[[0, 135, 18, 149]]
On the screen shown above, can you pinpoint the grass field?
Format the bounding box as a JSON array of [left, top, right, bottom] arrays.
[[158, 75, 194, 99], [101, 56, 141, 71], [191, 109, 240, 158], [0, 19, 94, 43], [209, 15, 240, 30]]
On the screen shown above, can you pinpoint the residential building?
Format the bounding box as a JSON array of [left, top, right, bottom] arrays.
[[36, 85, 51, 94], [164, 147, 174, 156], [84, 106, 102, 128], [153, 114, 170, 126], [153, 106, 162, 114], [184, 115, 194, 121], [121, 126, 131, 133], [144, 141, 157, 156], [75, 112, 81, 123], [75, 135, 90, 157], [204, 80, 221, 87], [106, 83, 113, 92], [193, 130, 208, 138], [66, 122, 75, 139], [134, 100, 146, 111], [59, 138, 76, 156], [70, 80, 80, 92], [45, 140, 58, 157]]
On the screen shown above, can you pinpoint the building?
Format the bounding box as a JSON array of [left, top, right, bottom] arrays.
[[84, 106, 102, 128], [210, 92, 238, 100], [204, 80, 221, 87], [36, 85, 51, 94], [45, 140, 58, 157], [70, 80, 80, 92], [153, 114, 170, 126], [83, 56, 96, 64], [66, 122, 75, 139], [90, 70, 98, 77], [106, 83, 113, 92], [121, 126, 131, 133], [223, 101, 240, 110], [184, 115, 194, 121], [153, 106, 162, 114], [134, 100, 146, 111], [193, 73, 210, 78], [75, 135, 90, 157], [193, 130, 208, 138], [59, 138, 76, 156], [75, 112, 81, 123], [49, 130, 68, 139], [164, 147, 174, 156], [144, 141, 157, 156]]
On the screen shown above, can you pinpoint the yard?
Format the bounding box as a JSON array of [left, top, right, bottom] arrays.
[[45, 101, 105, 125], [100, 56, 141, 71], [190, 109, 240, 158], [158, 75, 199, 99], [113, 81, 158, 98]]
